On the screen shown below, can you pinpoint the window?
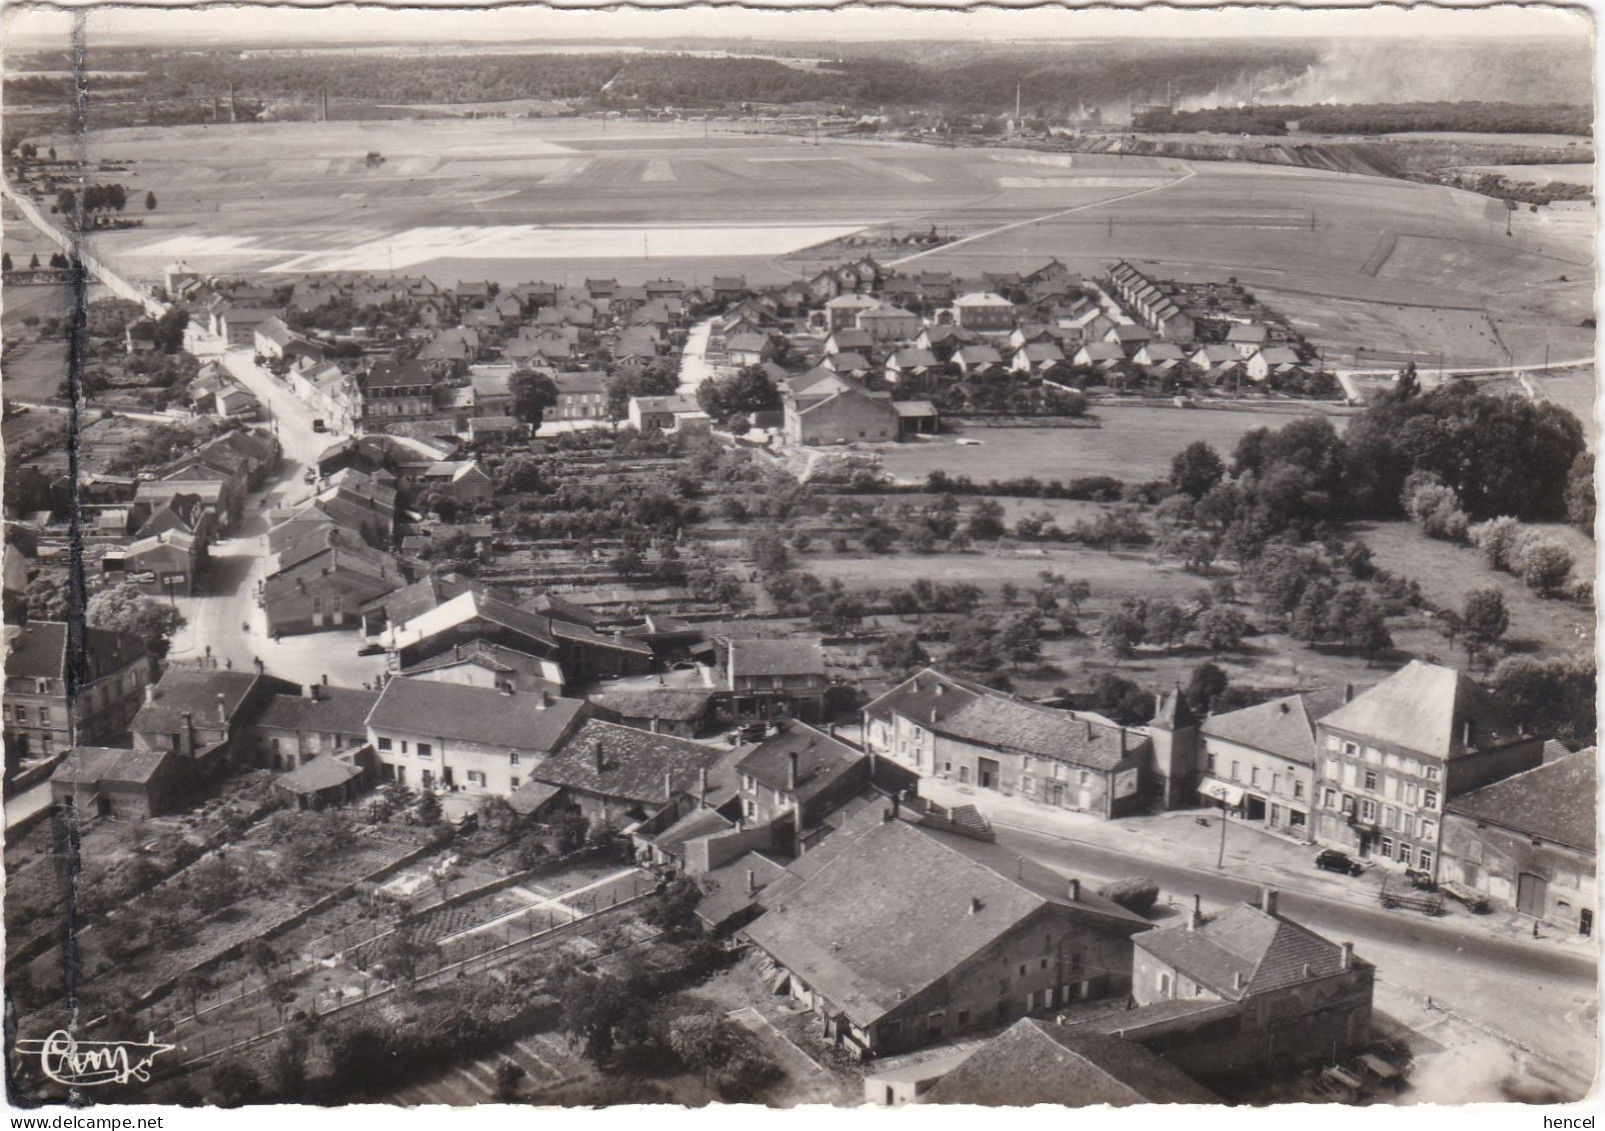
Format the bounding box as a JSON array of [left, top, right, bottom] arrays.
[[1420, 818, 1438, 843], [1322, 788, 1337, 809], [1272, 773, 1281, 794], [1418, 848, 1434, 871], [1231, 761, 1241, 781], [1158, 972, 1172, 996], [1379, 836, 1393, 857], [1404, 783, 1418, 805], [510, 777, 520, 790], [1341, 795, 1356, 816], [943, 761, 953, 774], [1363, 770, 1378, 791], [467, 770, 486, 786], [1022, 756, 1034, 772], [1343, 741, 1359, 757], [1021, 775, 1035, 792], [1293, 780, 1305, 800], [401, 741, 409, 755], [957, 1011, 970, 1026], [1018, 964, 1027, 977], [1384, 806, 1397, 830], [1052, 763, 1067, 782], [1361, 799, 1377, 822], [1078, 770, 1089, 787], [1325, 734, 1340, 751], [417, 743, 432, 759], [377, 736, 393, 752], [509, 751, 521, 766], [35, 679, 49, 695], [744, 799, 756, 818], [1425, 766, 1441, 782], [1396, 840, 1412, 862], [1423, 789, 1439, 810], [1206, 752, 1217, 772], [1365, 746, 1381, 763], [959, 766, 971, 784]]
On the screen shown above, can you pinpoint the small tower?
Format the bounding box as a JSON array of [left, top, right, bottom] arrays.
[[1147, 684, 1201, 811]]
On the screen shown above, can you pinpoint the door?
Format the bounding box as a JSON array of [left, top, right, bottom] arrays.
[[978, 757, 1000, 790], [1516, 872, 1548, 916], [1245, 795, 1266, 822], [1460, 861, 1480, 886], [442, 767, 454, 788], [1581, 909, 1593, 938], [1050, 784, 1065, 807]]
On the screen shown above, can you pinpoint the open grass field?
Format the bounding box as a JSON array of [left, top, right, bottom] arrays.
[[40, 118, 1595, 368], [1356, 520, 1595, 663], [1528, 368, 1597, 445], [875, 405, 1344, 485]]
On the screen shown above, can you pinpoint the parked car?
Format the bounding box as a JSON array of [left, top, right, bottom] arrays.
[[356, 643, 386, 657], [303, 467, 317, 484], [312, 419, 327, 433], [1315, 849, 1364, 876]]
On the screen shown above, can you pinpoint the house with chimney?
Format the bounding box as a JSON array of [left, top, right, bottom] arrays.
[[715, 636, 828, 725], [1130, 887, 1374, 1075], [49, 746, 183, 820], [862, 668, 1154, 820], [733, 722, 912, 854], [364, 676, 587, 794], [4, 622, 154, 769], [246, 681, 381, 772], [743, 816, 1147, 1058], [400, 639, 567, 697], [517, 717, 731, 827], [1197, 687, 1351, 842], [129, 668, 299, 779], [262, 527, 401, 636], [1311, 661, 1543, 883], [1440, 750, 1595, 933]]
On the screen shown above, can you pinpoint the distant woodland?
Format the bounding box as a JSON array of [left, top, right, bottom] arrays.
[[1135, 102, 1594, 139]]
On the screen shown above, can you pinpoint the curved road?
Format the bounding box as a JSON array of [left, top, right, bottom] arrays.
[[998, 823, 1597, 1082]]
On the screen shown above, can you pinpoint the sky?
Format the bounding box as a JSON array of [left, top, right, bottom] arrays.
[[3, 0, 1593, 49]]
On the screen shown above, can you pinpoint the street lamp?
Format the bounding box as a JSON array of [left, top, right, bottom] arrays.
[[1211, 784, 1230, 868]]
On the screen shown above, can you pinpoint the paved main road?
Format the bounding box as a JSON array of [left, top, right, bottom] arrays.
[[998, 824, 1598, 1082], [165, 343, 388, 690]]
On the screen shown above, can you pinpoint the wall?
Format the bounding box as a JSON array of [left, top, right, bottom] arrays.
[[1439, 814, 1595, 929], [1201, 735, 1315, 838]]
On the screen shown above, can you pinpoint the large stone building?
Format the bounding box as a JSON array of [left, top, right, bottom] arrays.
[[1311, 662, 1543, 882], [4, 622, 153, 769], [744, 817, 1147, 1057], [1197, 687, 1349, 842], [1440, 750, 1595, 935]]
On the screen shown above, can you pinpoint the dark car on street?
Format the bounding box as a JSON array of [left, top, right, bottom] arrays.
[[356, 643, 387, 656], [1315, 848, 1364, 876]]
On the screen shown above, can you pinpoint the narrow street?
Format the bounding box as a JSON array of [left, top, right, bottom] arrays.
[[164, 342, 388, 689]]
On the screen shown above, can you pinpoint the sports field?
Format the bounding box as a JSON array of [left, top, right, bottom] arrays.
[[46, 118, 1597, 367]]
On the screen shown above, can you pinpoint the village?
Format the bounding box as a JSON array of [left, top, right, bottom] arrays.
[[2, 227, 1596, 1109]]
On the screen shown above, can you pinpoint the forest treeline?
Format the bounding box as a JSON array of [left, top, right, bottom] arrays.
[[1135, 101, 1592, 139]]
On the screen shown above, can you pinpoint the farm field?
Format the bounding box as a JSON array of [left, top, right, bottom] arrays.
[[1527, 367, 1597, 445], [801, 544, 1200, 597], [25, 117, 1592, 369], [874, 406, 1345, 485], [1356, 520, 1595, 662], [1456, 163, 1597, 187]]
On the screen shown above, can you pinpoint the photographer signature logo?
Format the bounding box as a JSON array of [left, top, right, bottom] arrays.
[[14, 1030, 175, 1087]]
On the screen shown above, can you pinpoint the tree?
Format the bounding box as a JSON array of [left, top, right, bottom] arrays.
[[1169, 441, 1225, 500], [1097, 877, 1160, 916], [24, 573, 72, 621], [1565, 450, 1594, 534], [1185, 662, 1229, 715], [695, 365, 780, 425], [145, 189, 158, 211], [152, 307, 190, 354], [1142, 601, 1191, 650], [1088, 673, 1154, 725], [1513, 536, 1574, 597], [85, 584, 185, 658], [1461, 588, 1510, 659], [874, 632, 928, 676], [416, 785, 442, 826], [208, 1059, 263, 1108], [28, 253, 39, 269], [966, 498, 1006, 541], [509, 371, 559, 429], [1470, 515, 1523, 572], [1, 251, 10, 272], [1195, 606, 1248, 653], [668, 1012, 735, 1085], [1402, 471, 1469, 541], [374, 928, 432, 984], [1098, 611, 1145, 658], [559, 972, 650, 1064]]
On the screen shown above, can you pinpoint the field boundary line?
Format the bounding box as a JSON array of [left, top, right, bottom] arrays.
[[886, 161, 1198, 268]]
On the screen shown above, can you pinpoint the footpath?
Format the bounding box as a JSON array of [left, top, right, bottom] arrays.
[[918, 777, 1595, 958]]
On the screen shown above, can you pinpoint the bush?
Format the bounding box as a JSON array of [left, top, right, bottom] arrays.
[[1097, 877, 1161, 916], [1512, 535, 1574, 597]]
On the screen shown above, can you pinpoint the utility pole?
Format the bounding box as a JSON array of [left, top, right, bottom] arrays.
[[1216, 797, 1228, 868]]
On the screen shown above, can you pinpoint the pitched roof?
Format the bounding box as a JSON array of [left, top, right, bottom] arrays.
[[934, 694, 1142, 771], [253, 687, 381, 735], [1135, 902, 1365, 999], [745, 819, 1143, 1028], [51, 745, 173, 787], [922, 1020, 1218, 1106], [1446, 750, 1595, 852], [631, 394, 701, 415], [864, 667, 991, 724], [736, 722, 865, 802], [591, 688, 715, 722], [1226, 323, 1268, 342], [534, 718, 727, 806], [4, 621, 148, 682], [276, 755, 364, 794], [1200, 687, 1350, 767], [725, 637, 825, 679], [131, 669, 268, 734], [1317, 661, 1523, 759], [366, 677, 585, 752]]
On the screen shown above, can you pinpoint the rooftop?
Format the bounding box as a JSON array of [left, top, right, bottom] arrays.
[[725, 637, 825, 679], [534, 718, 728, 807], [51, 745, 172, 787], [1445, 750, 1595, 852], [131, 669, 274, 734], [1318, 660, 1525, 759], [254, 686, 381, 736], [1201, 687, 1351, 767], [737, 722, 865, 802], [1134, 901, 1365, 1000], [366, 677, 585, 752]]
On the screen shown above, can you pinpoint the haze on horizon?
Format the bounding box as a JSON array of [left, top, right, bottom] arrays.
[[3, 0, 1590, 51]]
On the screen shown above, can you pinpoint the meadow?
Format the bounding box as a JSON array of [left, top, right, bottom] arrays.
[[875, 405, 1346, 485], [40, 117, 1597, 368]]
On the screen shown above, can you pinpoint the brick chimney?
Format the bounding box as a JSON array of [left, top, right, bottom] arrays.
[[969, 897, 983, 915], [698, 767, 709, 807], [746, 869, 757, 895], [1188, 894, 1202, 931], [1344, 683, 1354, 703], [216, 693, 228, 725], [144, 683, 157, 705], [304, 682, 319, 701], [592, 738, 605, 774], [1233, 971, 1246, 991], [1068, 878, 1080, 901], [1340, 942, 1354, 971], [1260, 886, 1278, 917], [663, 770, 674, 800], [787, 750, 799, 791]]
